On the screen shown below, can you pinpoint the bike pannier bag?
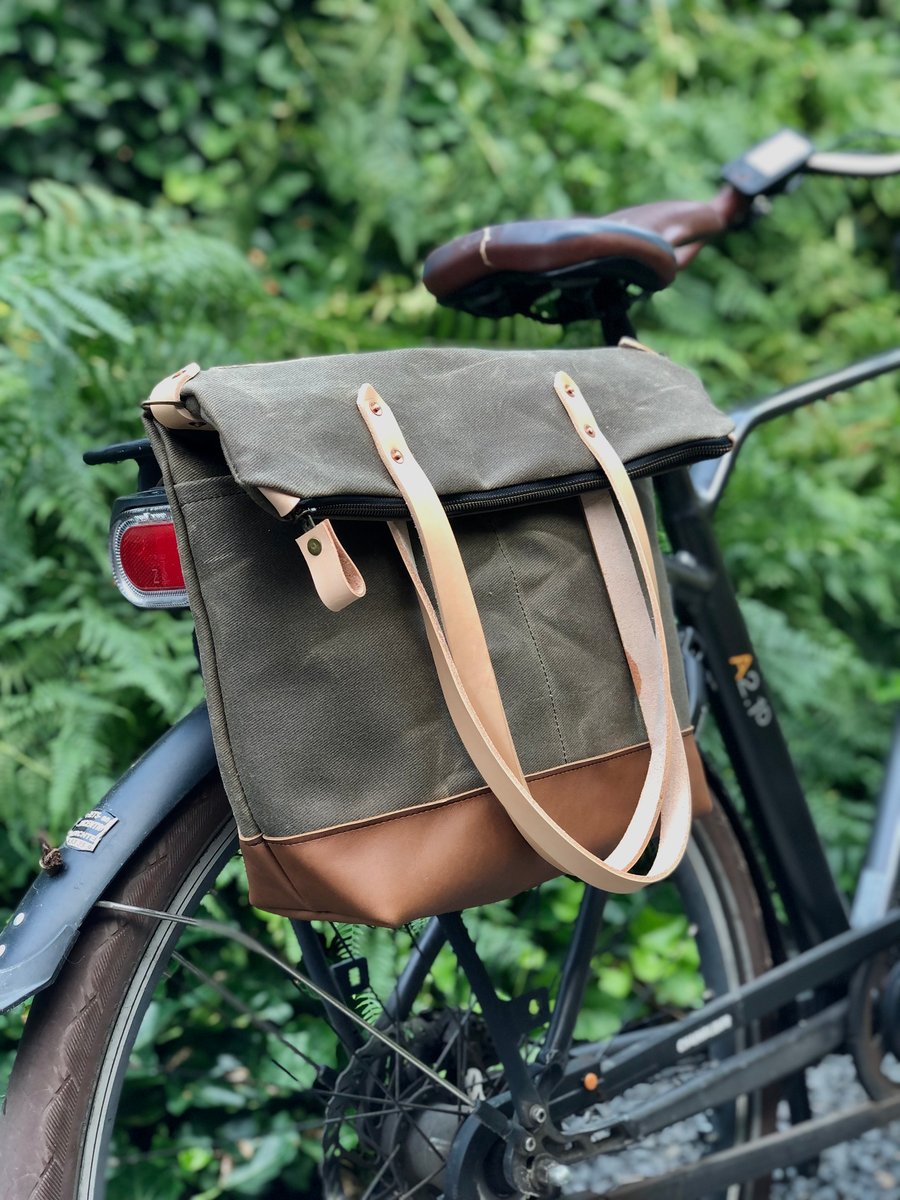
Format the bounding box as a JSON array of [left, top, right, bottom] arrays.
[[144, 345, 734, 926]]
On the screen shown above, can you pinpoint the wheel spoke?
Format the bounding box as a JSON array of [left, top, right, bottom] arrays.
[[359, 1146, 401, 1200], [97, 899, 475, 1111], [171, 951, 321, 1074]]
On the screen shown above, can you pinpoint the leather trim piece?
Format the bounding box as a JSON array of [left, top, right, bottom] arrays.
[[258, 490, 366, 610], [144, 363, 204, 429], [360, 380, 691, 893], [556, 371, 691, 882], [240, 732, 710, 926], [297, 519, 367, 612], [258, 485, 302, 517], [358, 384, 524, 779], [240, 730, 704, 846], [356, 383, 688, 893]]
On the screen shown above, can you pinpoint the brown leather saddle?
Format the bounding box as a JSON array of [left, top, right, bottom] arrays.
[[423, 193, 746, 327]]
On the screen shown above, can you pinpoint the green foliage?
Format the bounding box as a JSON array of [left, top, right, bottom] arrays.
[[0, 183, 256, 888], [3, 1, 897, 291], [1, 2, 898, 1191]]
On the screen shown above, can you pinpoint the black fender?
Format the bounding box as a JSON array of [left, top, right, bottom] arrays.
[[0, 704, 218, 1013]]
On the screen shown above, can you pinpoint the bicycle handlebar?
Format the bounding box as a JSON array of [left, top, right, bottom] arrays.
[[676, 140, 900, 269], [805, 149, 900, 177]]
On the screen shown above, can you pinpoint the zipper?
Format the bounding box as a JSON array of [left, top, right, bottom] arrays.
[[292, 437, 733, 524]]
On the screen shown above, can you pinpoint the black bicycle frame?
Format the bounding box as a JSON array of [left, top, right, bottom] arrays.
[[527, 347, 900, 1070], [664, 347, 900, 950], [439, 346, 900, 1200]]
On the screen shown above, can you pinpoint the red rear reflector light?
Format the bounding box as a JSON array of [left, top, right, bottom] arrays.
[[110, 506, 189, 608], [119, 523, 184, 590]]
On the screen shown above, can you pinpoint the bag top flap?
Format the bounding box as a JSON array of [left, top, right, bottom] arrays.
[[151, 345, 734, 509]]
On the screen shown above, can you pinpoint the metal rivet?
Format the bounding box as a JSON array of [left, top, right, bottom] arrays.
[[390, 449, 404, 463], [584, 424, 596, 438], [13, 913, 25, 927], [583, 1071, 599, 1091], [369, 400, 383, 415], [306, 538, 322, 556]]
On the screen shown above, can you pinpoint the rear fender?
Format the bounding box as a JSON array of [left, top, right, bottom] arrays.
[[0, 704, 218, 1013]]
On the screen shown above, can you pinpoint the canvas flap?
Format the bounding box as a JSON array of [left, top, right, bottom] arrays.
[[151, 345, 734, 509]]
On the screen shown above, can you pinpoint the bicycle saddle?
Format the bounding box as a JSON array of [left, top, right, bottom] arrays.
[[423, 196, 739, 324]]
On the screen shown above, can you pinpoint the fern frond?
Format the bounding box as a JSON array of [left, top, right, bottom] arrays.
[[51, 279, 135, 344]]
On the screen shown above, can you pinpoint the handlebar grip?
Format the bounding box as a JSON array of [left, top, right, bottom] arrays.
[[805, 150, 900, 178]]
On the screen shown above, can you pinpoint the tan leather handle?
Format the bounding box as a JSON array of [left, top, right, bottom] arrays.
[[357, 384, 525, 781], [357, 381, 692, 892], [555, 371, 691, 876], [388, 517, 689, 892]]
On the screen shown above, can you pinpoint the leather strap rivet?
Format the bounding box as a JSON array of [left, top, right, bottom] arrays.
[[584, 424, 596, 438], [390, 448, 404, 463], [306, 538, 322, 556]]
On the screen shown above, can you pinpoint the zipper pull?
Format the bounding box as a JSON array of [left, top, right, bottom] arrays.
[[258, 486, 366, 611], [297, 520, 367, 612]]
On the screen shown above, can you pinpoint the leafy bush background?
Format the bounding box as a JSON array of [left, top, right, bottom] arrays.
[[1, 0, 898, 1194]]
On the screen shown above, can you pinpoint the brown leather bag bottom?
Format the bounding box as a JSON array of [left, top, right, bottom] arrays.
[[240, 731, 709, 926]]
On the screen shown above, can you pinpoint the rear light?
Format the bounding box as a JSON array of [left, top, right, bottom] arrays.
[[110, 504, 189, 609]]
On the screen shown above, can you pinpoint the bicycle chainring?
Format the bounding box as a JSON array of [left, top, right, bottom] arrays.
[[849, 952, 900, 1101]]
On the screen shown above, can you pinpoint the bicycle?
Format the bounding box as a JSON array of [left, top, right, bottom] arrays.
[[1, 130, 899, 1200]]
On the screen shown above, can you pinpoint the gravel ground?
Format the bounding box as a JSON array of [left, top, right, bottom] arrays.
[[771, 1055, 900, 1199], [566, 1054, 900, 1198]]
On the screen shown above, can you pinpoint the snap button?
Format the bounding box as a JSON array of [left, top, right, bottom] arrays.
[[307, 538, 322, 556]]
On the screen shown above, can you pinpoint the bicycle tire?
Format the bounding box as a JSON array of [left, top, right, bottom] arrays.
[[0, 776, 774, 1200]]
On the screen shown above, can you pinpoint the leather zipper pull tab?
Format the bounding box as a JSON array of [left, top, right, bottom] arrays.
[[297, 519, 366, 612]]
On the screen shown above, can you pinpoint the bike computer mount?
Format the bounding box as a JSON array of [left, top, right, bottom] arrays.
[[722, 128, 814, 197]]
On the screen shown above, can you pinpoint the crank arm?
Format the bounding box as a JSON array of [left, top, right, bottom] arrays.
[[568, 1089, 900, 1200]]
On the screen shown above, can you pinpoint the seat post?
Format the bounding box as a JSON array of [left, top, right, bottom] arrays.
[[600, 302, 637, 347]]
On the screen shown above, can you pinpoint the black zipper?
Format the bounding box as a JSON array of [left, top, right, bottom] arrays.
[[292, 436, 733, 524]]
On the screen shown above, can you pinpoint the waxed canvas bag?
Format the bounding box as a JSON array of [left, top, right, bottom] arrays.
[[144, 344, 734, 927]]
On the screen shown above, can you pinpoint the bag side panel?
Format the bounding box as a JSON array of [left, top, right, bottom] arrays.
[[145, 422, 262, 840], [148, 426, 692, 878]]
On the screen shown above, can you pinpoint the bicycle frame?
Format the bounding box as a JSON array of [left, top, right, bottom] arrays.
[[535, 346, 900, 1060], [441, 345, 900, 1197], [667, 345, 900, 947], [485, 346, 900, 1068]]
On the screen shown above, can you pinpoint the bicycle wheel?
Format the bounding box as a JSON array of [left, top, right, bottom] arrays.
[[1, 774, 773, 1199]]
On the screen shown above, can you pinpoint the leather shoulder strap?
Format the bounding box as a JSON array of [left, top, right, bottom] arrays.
[[358, 380, 692, 892]]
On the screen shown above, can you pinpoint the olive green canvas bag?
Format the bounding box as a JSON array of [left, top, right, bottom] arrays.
[[144, 344, 734, 926]]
